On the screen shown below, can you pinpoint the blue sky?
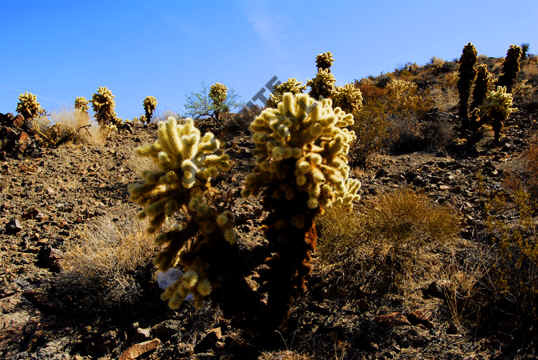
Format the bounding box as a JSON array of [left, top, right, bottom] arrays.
[[1, 0, 536, 120]]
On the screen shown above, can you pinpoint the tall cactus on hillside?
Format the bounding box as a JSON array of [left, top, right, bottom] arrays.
[[143, 96, 158, 124], [91, 86, 119, 127], [497, 44, 522, 93], [457, 42, 478, 130]]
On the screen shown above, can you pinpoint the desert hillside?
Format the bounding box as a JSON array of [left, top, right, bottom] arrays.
[[1, 48, 537, 359]]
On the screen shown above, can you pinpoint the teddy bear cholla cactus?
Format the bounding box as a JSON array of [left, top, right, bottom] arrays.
[[91, 86, 120, 128], [16, 92, 44, 120], [129, 116, 233, 309], [315, 51, 334, 71], [332, 83, 363, 114], [75, 97, 89, 113], [457, 42, 478, 129], [143, 96, 158, 124], [266, 78, 306, 108], [479, 86, 515, 143], [244, 92, 360, 324], [498, 44, 522, 93], [307, 69, 336, 100]]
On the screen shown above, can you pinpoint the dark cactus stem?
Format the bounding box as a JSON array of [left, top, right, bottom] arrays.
[[457, 43, 478, 130], [498, 45, 522, 93], [259, 160, 318, 330], [470, 64, 491, 132]]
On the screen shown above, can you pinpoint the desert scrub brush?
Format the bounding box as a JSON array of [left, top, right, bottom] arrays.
[[243, 92, 360, 326], [267, 78, 306, 108], [143, 96, 158, 124], [457, 42, 478, 129], [479, 86, 516, 143], [129, 116, 238, 309], [498, 44, 522, 93]]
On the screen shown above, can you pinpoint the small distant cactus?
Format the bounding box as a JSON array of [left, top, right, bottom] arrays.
[[91, 87, 119, 127], [315, 51, 334, 71], [479, 86, 516, 143], [16, 92, 44, 120], [143, 96, 158, 124], [75, 97, 89, 113], [498, 44, 522, 93], [457, 42, 478, 129], [266, 78, 306, 108], [307, 69, 336, 100], [331, 83, 363, 114]]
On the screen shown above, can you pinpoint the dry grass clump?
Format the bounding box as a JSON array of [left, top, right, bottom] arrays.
[[59, 210, 158, 306], [317, 189, 460, 292], [47, 110, 104, 145], [258, 351, 312, 360]]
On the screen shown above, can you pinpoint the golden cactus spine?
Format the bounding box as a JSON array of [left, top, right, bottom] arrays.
[[497, 44, 522, 93], [457, 42, 478, 129], [143, 96, 158, 124]]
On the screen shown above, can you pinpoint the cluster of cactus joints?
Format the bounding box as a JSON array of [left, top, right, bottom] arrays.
[[244, 92, 360, 326], [307, 69, 336, 100], [75, 97, 89, 113], [91, 86, 120, 127], [143, 96, 158, 124], [16, 92, 44, 120], [332, 83, 363, 114], [497, 44, 522, 93], [315, 51, 334, 71], [457, 42, 478, 129], [267, 78, 306, 108], [469, 64, 492, 132], [129, 116, 244, 310], [479, 86, 515, 143]]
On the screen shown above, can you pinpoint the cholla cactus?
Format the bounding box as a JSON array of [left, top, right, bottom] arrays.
[[143, 96, 158, 124], [498, 44, 522, 93], [75, 97, 89, 113], [332, 83, 363, 114], [91, 87, 119, 127], [307, 69, 336, 100], [129, 116, 233, 309], [16, 92, 44, 120], [470, 64, 492, 114], [457, 42, 478, 129], [244, 93, 360, 324], [315, 51, 334, 71], [267, 78, 306, 108], [209, 83, 228, 108], [479, 86, 516, 143]]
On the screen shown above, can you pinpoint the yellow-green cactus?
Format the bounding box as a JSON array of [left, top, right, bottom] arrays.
[[209, 83, 228, 108], [143, 96, 158, 124], [91, 86, 120, 127], [479, 86, 515, 143], [16, 92, 44, 120], [332, 83, 363, 114], [75, 97, 89, 113], [315, 51, 334, 71], [244, 92, 360, 212], [267, 78, 306, 108], [129, 116, 233, 309], [307, 69, 336, 100]]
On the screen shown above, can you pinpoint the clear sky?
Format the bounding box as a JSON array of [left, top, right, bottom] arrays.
[[1, 0, 536, 120]]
